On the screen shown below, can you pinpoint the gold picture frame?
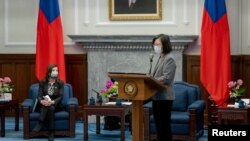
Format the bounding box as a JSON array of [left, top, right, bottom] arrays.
[[109, 0, 162, 21]]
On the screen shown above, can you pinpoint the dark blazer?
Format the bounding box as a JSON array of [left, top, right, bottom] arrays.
[[152, 52, 176, 100], [36, 79, 64, 111]]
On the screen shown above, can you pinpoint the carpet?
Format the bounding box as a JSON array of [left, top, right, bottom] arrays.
[[2, 117, 131, 141], [1, 117, 207, 141]]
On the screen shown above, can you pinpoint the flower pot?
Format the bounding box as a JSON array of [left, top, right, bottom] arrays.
[[115, 98, 122, 105], [0, 93, 4, 99], [108, 96, 117, 102], [234, 96, 241, 103], [238, 100, 246, 108], [4, 93, 12, 100]]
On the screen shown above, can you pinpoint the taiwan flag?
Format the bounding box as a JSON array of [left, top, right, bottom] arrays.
[[36, 0, 66, 81], [200, 0, 231, 106]]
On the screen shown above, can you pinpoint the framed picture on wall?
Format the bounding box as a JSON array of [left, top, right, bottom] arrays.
[[109, 0, 162, 21]]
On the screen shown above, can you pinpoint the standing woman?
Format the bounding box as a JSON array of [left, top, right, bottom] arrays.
[[32, 64, 64, 141], [151, 34, 176, 141]]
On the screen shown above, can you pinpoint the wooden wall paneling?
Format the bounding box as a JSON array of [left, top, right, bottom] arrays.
[[15, 63, 34, 102], [0, 63, 14, 78], [29, 63, 38, 83], [184, 55, 247, 127], [184, 55, 208, 103], [65, 54, 88, 106], [0, 55, 36, 100], [65, 54, 88, 120], [0, 54, 87, 117], [184, 55, 209, 126], [231, 56, 242, 80], [242, 55, 250, 98], [0, 55, 36, 116]]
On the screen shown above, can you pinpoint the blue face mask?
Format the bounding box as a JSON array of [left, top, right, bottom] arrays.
[[50, 71, 58, 78]]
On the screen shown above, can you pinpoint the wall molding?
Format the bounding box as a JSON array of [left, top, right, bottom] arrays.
[[68, 35, 198, 51], [83, 0, 89, 26], [183, 0, 189, 25], [4, 0, 78, 47]]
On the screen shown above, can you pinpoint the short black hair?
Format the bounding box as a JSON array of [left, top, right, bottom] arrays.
[[152, 34, 172, 54]]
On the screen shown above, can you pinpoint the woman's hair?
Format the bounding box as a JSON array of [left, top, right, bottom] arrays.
[[45, 64, 58, 81], [152, 34, 172, 54]]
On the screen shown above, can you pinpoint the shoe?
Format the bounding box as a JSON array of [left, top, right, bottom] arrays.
[[32, 122, 43, 132], [48, 132, 54, 141]]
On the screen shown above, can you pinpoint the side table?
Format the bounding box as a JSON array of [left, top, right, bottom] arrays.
[[0, 99, 19, 137], [83, 103, 130, 141], [218, 106, 250, 125]]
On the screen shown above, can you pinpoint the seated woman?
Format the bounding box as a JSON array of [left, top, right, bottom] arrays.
[[32, 64, 64, 141]]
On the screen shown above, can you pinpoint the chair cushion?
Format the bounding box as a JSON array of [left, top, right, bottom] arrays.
[[171, 111, 189, 124], [172, 89, 188, 111], [149, 112, 190, 134], [172, 123, 190, 135], [54, 111, 69, 120], [29, 111, 69, 121]]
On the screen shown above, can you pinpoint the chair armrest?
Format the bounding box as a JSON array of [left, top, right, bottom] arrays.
[[67, 97, 78, 105], [188, 100, 206, 114], [188, 100, 205, 136], [21, 99, 34, 113], [66, 97, 78, 112]]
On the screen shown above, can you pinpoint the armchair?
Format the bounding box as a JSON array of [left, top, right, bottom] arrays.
[[21, 83, 78, 139], [144, 81, 206, 141]]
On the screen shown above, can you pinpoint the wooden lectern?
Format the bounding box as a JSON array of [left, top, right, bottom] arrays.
[[108, 72, 166, 141]]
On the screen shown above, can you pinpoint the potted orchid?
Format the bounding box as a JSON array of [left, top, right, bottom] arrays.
[[228, 79, 246, 100], [0, 77, 14, 100], [100, 79, 118, 99]]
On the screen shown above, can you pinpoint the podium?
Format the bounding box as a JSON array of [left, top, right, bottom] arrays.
[[108, 72, 166, 141]]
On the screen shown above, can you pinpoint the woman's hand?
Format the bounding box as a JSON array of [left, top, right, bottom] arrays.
[[40, 99, 54, 106]]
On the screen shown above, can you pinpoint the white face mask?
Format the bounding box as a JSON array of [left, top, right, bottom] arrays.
[[154, 45, 162, 54], [50, 70, 58, 78]]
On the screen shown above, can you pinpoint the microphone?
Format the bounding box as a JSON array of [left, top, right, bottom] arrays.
[[92, 89, 103, 103], [92, 89, 100, 96], [149, 53, 154, 62], [92, 89, 100, 94], [148, 53, 154, 75]]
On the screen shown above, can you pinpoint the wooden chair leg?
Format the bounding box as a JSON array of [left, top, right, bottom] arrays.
[[23, 107, 30, 139]]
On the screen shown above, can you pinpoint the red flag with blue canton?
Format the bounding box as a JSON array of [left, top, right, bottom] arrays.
[[36, 0, 66, 81], [201, 0, 231, 106]]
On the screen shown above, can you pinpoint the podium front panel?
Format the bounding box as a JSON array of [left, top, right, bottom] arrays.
[[117, 78, 155, 101]]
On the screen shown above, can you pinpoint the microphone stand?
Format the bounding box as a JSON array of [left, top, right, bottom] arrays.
[[92, 89, 103, 104], [148, 54, 154, 75]]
